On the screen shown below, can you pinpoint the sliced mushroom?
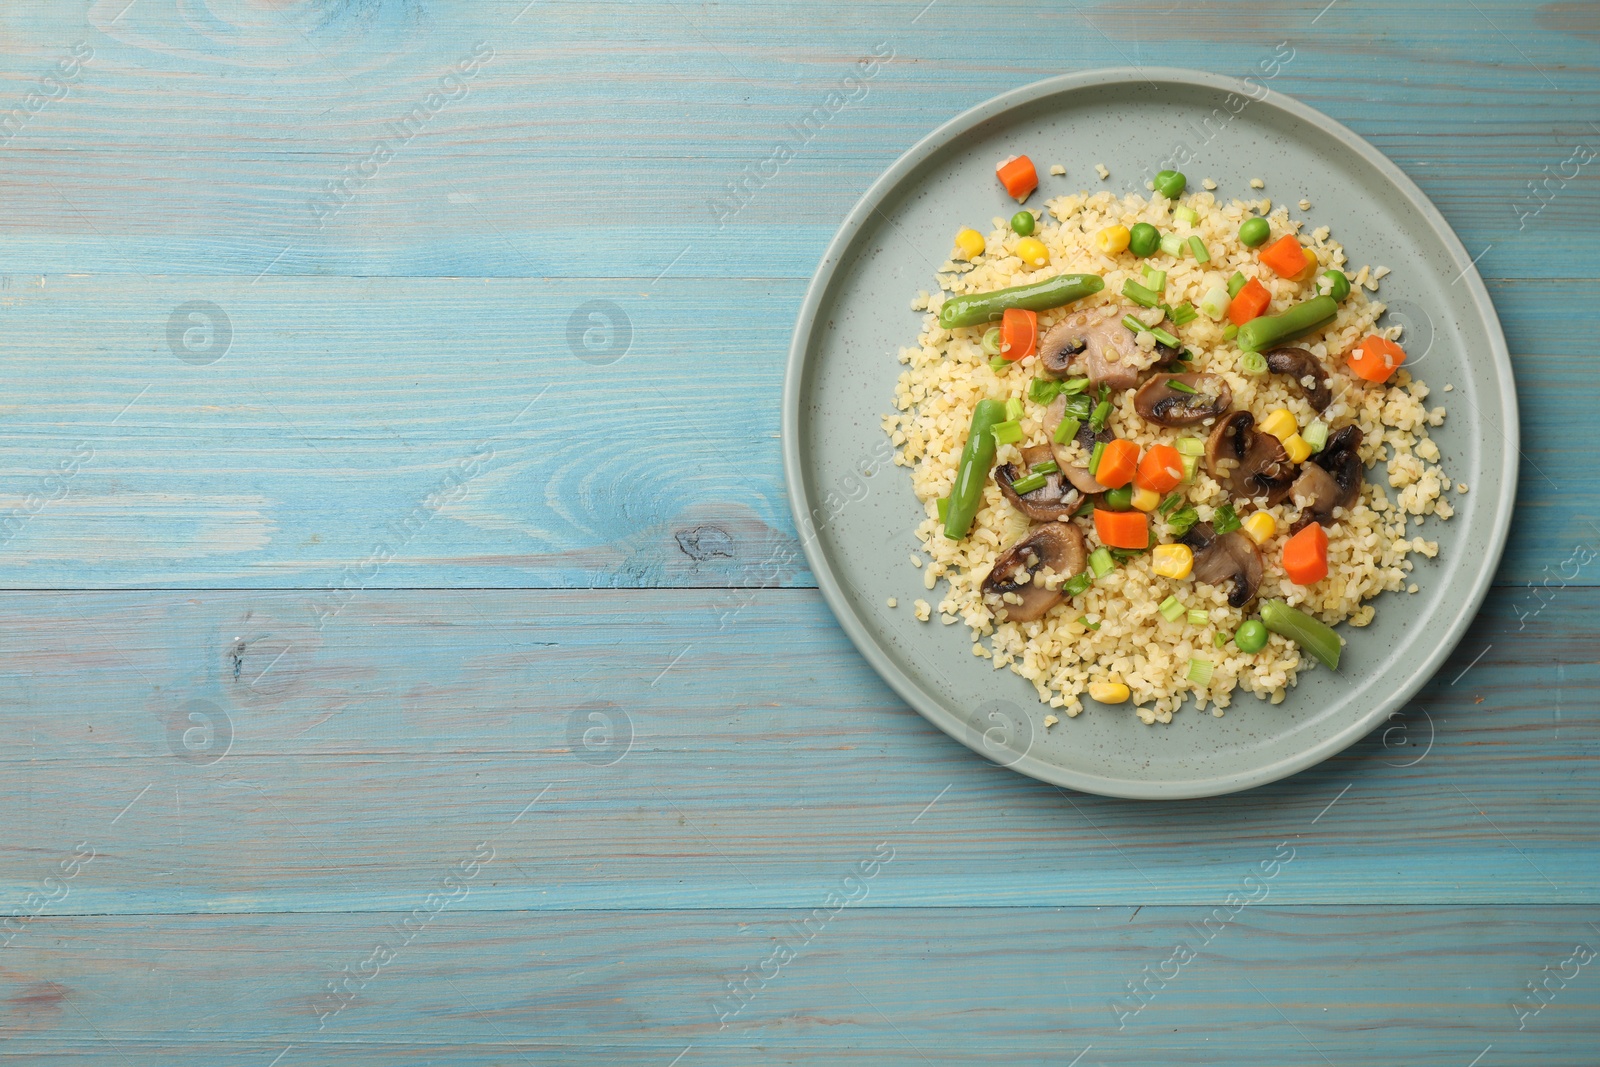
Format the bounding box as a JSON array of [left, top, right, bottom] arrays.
[[1133, 372, 1232, 427], [1264, 346, 1333, 411], [1290, 425, 1364, 531], [981, 523, 1089, 623], [1038, 305, 1166, 392], [1044, 395, 1113, 494], [1180, 522, 1265, 608], [1205, 410, 1296, 506], [996, 444, 1083, 522]]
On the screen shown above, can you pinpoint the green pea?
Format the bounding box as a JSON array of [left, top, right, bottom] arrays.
[[1100, 486, 1133, 511], [1128, 222, 1160, 257], [1234, 619, 1268, 654], [1010, 210, 1036, 236], [1321, 268, 1351, 302], [1153, 169, 1186, 199], [1238, 216, 1271, 248]]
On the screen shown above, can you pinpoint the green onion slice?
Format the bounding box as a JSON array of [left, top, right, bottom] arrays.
[[1009, 472, 1048, 494], [1087, 440, 1107, 477], [1165, 378, 1198, 395], [1213, 503, 1242, 535], [1159, 595, 1186, 623], [1063, 571, 1093, 597], [1088, 547, 1114, 578], [1053, 416, 1081, 445], [1187, 657, 1215, 685]]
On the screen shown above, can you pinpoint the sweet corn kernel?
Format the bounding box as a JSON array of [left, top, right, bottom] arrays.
[[1015, 237, 1049, 266], [1130, 486, 1162, 512], [1283, 432, 1313, 464], [1299, 246, 1319, 278], [954, 228, 985, 259], [1088, 681, 1131, 704], [1094, 225, 1131, 255], [1241, 511, 1276, 546], [1151, 543, 1194, 580], [1259, 407, 1298, 442]]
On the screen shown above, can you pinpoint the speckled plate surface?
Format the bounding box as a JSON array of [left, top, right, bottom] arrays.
[[782, 69, 1515, 799]]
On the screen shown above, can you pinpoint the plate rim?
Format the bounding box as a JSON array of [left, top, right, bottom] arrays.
[[781, 66, 1518, 799]]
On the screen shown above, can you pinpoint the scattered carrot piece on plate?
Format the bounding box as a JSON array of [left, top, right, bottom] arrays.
[[1093, 438, 1139, 489], [1227, 277, 1271, 325], [1094, 507, 1150, 550], [1347, 334, 1406, 382], [1001, 307, 1038, 361], [1260, 234, 1309, 277], [1282, 523, 1329, 585], [996, 155, 1038, 200], [1134, 443, 1183, 494]]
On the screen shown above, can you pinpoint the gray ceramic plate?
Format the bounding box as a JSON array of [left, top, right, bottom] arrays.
[[782, 69, 1515, 799]]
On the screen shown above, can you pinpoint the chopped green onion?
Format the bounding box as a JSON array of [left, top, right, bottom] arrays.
[[1188, 235, 1210, 263], [1061, 393, 1092, 420], [1005, 397, 1025, 423], [1261, 599, 1342, 670], [1165, 377, 1198, 395], [1060, 377, 1091, 395], [1053, 415, 1081, 444], [1213, 503, 1242, 534], [1143, 267, 1167, 291], [1122, 279, 1161, 308], [1028, 378, 1060, 404], [1222, 323, 1239, 341], [989, 355, 1009, 372], [1199, 284, 1231, 321], [1227, 271, 1247, 299], [1122, 313, 1149, 334], [1158, 492, 1185, 516], [1088, 547, 1114, 578], [1175, 437, 1205, 457], [1089, 399, 1112, 433], [1187, 657, 1215, 685], [1030, 459, 1060, 475], [1180, 455, 1200, 483], [1079, 616, 1101, 631], [1087, 440, 1107, 477], [1214, 631, 1229, 649], [1168, 302, 1198, 327], [1159, 234, 1184, 258], [1159, 595, 1186, 623], [992, 419, 1023, 444], [1074, 498, 1095, 517], [1167, 505, 1199, 536], [1303, 419, 1329, 452], [1173, 204, 1200, 226], [1010, 472, 1048, 494], [1239, 350, 1268, 375], [1150, 327, 1181, 349], [1109, 547, 1146, 563], [1187, 608, 1210, 627], [936, 495, 949, 523], [982, 327, 1003, 356], [1062, 571, 1093, 597]]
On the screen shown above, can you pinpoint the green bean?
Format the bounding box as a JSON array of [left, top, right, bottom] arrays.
[[1010, 210, 1035, 236], [1235, 295, 1338, 352], [1153, 169, 1186, 199], [943, 398, 1007, 539], [1128, 222, 1160, 257], [1238, 217, 1270, 248], [937, 273, 1105, 329], [1260, 599, 1341, 670]]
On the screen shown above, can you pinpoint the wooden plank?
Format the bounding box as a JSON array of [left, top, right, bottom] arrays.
[[0, 274, 1587, 587], [0, 587, 1592, 911], [0, 907, 1594, 1062], [0, 2, 1591, 279]]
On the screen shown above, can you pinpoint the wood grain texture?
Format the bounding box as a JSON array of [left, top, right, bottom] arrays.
[[0, 0, 1596, 1061]]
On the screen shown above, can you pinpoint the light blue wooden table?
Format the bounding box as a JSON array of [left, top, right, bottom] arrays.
[[1, 1, 1596, 1062]]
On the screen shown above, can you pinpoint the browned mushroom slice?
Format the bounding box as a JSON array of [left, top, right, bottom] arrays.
[[981, 522, 1089, 623], [1205, 411, 1296, 506], [1264, 346, 1333, 410], [996, 444, 1083, 522], [1180, 521, 1265, 608], [1038, 306, 1165, 391], [1048, 416, 1114, 495], [1133, 372, 1232, 427], [1290, 425, 1365, 532]]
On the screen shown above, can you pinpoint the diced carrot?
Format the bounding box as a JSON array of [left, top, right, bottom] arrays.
[[1134, 443, 1183, 494], [1227, 278, 1271, 325], [1093, 439, 1139, 489], [1260, 234, 1309, 277], [996, 155, 1038, 200], [1347, 334, 1406, 382], [1094, 508, 1150, 550], [1282, 523, 1329, 585], [1001, 307, 1037, 362]]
